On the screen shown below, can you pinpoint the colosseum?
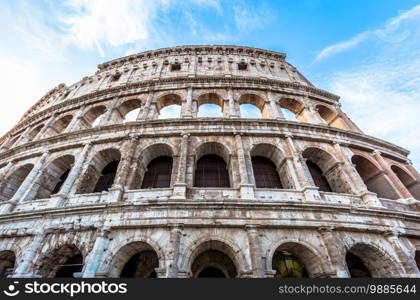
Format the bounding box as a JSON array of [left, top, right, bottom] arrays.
[[0, 45, 419, 278]]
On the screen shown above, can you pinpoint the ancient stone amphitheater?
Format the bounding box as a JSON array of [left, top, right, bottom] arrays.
[[0, 45, 419, 278]]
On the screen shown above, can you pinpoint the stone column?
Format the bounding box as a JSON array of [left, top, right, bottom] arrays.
[[0, 161, 15, 184], [34, 114, 57, 140], [384, 231, 420, 277], [245, 225, 265, 277], [318, 227, 350, 278], [50, 143, 92, 207], [64, 106, 86, 133], [138, 90, 155, 120], [228, 88, 239, 118], [1, 151, 49, 214], [267, 91, 284, 119], [82, 227, 111, 278], [372, 150, 410, 199], [165, 224, 183, 278], [333, 143, 381, 207], [13, 230, 49, 277], [172, 134, 189, 199], [235, 134, 254, 199], [99, 98, 119, 126], [283, 134, 320, 201], [12, 127, 31, 147], [182, 87, 193, 118], [191, 99, 198, 118]]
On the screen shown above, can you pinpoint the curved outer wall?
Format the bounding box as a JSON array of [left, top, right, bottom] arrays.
[[0, 45, 419, 278]]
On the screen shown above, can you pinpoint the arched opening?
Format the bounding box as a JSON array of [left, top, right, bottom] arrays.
[[118, 99, 142, 123], [76, 149, 121, 194], [44, 115, 73, 137], [345, 252, 371, 277], [272, 243, 323, 278], [0, 251, 15, 278], [157, 94, 182, 119], [32, 155, 74, 200], [252, 156, 282, 188], [27, 124, 44, 141], [93, 160, 119, 193], [345, 243, 403, 277], [55, 254, 83, 278], [240, 104, 262, 118], [194, 155, 230, 187], [306, 160, 332, 192], [190, 240, 238, 278], [391, 165, 420, 200], [80, 106, 107, 129], [316, 105, 350, 130], [415, 250, 420, 271], [141, 156, 173, 188], [303, 147, 353, 194], [351, 155, 399, 199], [109, 242, 159, 278], [3, 136, 19, 149], [239, 94, 266, 118], [0, 164, 33, 201], [129, 144, 174, 190], [279, 98, 303, 121], [273, 250, 308, 278], [37, 245, 83, 278], [250, 143, 295, 189], [197, 93, 223, 118]]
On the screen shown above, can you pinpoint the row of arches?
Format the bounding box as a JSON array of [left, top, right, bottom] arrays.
[[0, 142, 418, 202], [1, 92, 353, 151], [2, 240, 419, 278]]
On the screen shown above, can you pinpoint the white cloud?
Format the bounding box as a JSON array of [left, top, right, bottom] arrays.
[[315, 4, 420, 61], [233, 3, 272, 32]]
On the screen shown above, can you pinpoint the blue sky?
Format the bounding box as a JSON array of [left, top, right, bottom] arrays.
[[1, 0, 420, 168]]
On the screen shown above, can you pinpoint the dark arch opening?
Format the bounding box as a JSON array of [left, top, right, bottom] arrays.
[[252, 156, 283, 188], [391, 165, 420, 200], [0, 251, 15, 278], [93, 160, 120, 192], [0, 164, 34, 201], [120, 251, 158, 278], [51, 169, 70, 195], [194, 154, 230, 187], [272, 250, 308, 278], [198, 267, 226, 278], [55, 254, 83, 278], [141, 156, 173, 188], [306, 160, 332, 192], [346, 252, 371, 278], [415, 250, 420, 271], [192, 249, 237, 278]]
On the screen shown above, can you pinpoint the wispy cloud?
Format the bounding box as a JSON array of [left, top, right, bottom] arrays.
[[315, 4, 420, 61], [233, 2, 273, 32]]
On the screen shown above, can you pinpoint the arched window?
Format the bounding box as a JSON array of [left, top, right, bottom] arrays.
[[27, 124, 44, 140], [158, 104, 181, 119], [0, 164, 33, 201], [157, 94, 182, 119], [252, 156, 282, 188], [239, 94, 265, 118], [0, 251, 15, 278], [194, 154, 230, 187], [120, 251, 158, 278], [55, 254, 83, 278], [118, 99, 142, 123], [79, 106, 107, 129], [93, 160, 120, 192], [316, 104, 350, 130], [306, 160, 332, 192], [197, 93, 223, 118], [415, 250, 420, 271], [391, 165, 420, 200], [279, 98, 303, 121], [346, 252, 371, 278], [51, 169, 70, 195], [197, 103, 222, 118], [240, 104, 262, 118], [141, 156, 173, 188], [273, 250, 308, 278], [351, 155, 399, 199], [44, 115, 73, 138]]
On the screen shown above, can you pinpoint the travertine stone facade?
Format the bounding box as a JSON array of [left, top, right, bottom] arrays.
[[0, 45, 419, 278]]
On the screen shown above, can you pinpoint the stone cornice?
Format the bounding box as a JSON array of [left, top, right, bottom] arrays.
[[97, 45, 287, 71], [0, 119, 409, 164]]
